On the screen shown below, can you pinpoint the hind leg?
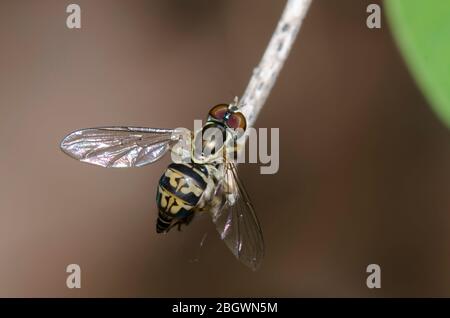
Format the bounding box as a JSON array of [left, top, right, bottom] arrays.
[[166, 213, 196, 232], [177, 213, 195, 231]]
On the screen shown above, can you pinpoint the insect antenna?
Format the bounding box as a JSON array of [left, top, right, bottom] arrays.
[[230, 96, 246, 111]]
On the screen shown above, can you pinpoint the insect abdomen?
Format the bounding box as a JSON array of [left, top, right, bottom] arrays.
[[155, 163, 209, 233], [156, 211, 173, 233]]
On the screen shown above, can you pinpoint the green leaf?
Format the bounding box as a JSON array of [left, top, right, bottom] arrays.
[[386, 0, 450, 128]]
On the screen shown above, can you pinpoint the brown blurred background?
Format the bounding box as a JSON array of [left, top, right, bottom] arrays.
[[0, 0, 449, 297]]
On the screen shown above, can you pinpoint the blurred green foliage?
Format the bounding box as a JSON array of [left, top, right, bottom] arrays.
[[386, 0, 450, 128]]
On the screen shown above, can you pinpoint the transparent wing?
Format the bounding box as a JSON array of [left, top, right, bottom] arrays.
[[211, 163, 264, 270], [60, 127, 182, 168]]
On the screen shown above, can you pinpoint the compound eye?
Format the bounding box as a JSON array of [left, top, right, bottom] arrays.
[[208, 104, 229, 120], [226, 112, 246, 132]]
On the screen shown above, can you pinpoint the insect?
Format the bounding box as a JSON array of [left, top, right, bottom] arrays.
[[60, 99, 264, 270]]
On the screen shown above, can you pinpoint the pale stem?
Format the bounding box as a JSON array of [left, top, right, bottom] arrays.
[[239, 0, 312, 129]]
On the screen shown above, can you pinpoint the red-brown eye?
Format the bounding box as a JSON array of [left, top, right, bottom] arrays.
[[208, 104, 229, 120], [226, 112, 246, 131]]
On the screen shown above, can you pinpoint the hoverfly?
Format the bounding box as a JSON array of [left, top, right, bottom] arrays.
[[60, 98, 264, 270]]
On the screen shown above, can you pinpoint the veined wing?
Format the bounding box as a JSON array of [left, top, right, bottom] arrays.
[[211, 162, 264, 270], [60, 127, 183, 168]]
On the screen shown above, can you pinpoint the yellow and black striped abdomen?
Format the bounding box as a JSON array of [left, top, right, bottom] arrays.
[[156, 163, 209, 233]]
